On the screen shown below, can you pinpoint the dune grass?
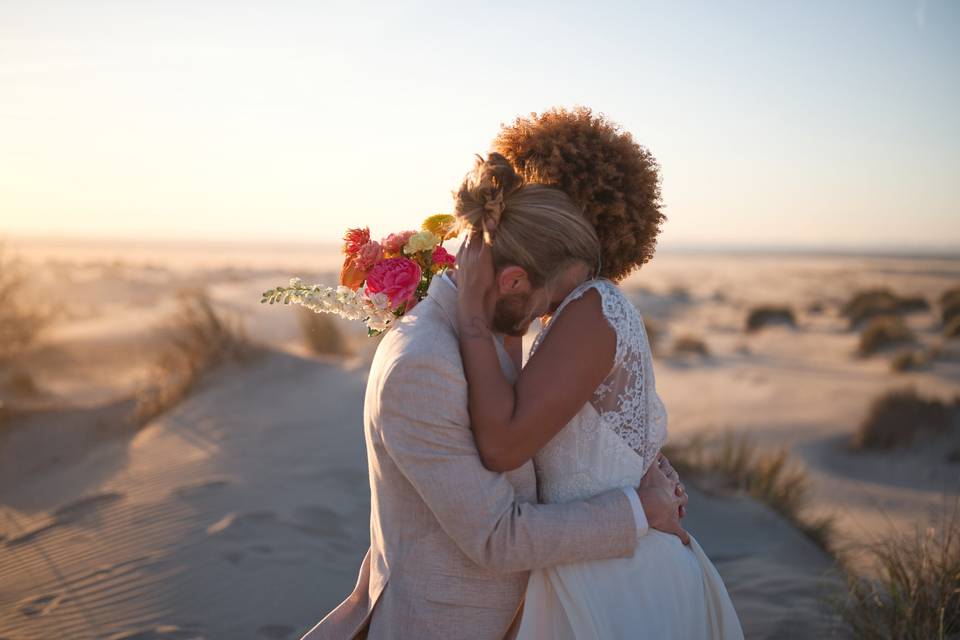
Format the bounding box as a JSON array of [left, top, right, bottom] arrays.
[[0, 241, 54, 364], [858, 316, 914, 356], [890, 348, 929, 373], [296, 307, 349, 356], [837, 498, 960, 640], [664, 431, 834, 551], [843, 288, 930, 329], [945, 316, 960, 339], [641, 317, 663, 356], [941, 287, 960, 328], [672, 334, 710, 357], [745, 305, 796, 332], [132, 288, 259, 425], [851, 388, 956, 450]]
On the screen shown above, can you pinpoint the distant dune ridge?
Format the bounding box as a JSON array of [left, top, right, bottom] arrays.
[[0, 236, 958, 638]]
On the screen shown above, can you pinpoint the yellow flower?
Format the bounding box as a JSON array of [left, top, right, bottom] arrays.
[[403, 230, 440, 255], [421, 214, 458, 241]]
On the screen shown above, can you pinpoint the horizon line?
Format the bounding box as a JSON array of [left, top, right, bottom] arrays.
[[3, 230, 958, 261]]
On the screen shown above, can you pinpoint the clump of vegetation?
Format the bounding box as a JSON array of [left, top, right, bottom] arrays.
[[132, 289, 258, 425], [664, 432, 834, 551], [672, 335, 709, 357], [0, 242, 54, 364], [858, 316, 914, 356], [641, 317, 663, 355], [837, 499, 960, 640], [851, 388, 955, 450], [745, 305, 796, 332], [945, 317, 960, 339], [941, 286, 960, 327], [890, 349, 929, 373], [296, 307, 348, 356], [4, 368, 38, 396], [668, 286, 690, 302], [843, 288, 930, 329]]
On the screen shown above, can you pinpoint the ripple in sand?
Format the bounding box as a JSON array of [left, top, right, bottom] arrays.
[[16, 593, 66, 617], [104, 624, 206, 640], [5, 491, 125, 548], [257, 623, 295, 639], [205, 510, 278, 538], [171, 479, 231, 500]]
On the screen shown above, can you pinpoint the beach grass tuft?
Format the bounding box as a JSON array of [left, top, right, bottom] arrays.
[[745, 305, 796, 332], [837, 498, 960, 640], [132, 288, 258, 424], [851, 388, 956, 450]]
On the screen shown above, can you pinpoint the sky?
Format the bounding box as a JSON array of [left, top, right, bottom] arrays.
[[2, 0, 958, 251]]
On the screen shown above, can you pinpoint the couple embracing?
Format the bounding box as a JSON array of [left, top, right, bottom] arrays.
[[302, 108, 744, 639]]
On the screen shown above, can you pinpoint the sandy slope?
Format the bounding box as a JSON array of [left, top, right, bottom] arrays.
[[1, 348, 843, 640], [2, 238, 958, 638]]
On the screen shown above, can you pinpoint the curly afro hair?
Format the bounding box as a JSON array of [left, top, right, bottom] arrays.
[[493, 106, 665, 282]]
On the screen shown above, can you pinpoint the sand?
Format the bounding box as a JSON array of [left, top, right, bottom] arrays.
[[1, 236, 958, 639]]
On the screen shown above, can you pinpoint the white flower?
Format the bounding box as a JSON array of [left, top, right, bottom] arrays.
[[289, 277, 302, 288]]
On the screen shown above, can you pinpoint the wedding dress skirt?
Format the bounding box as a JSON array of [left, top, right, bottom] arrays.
[[517, 529, 742, 639], [515, 278, 744, 639]]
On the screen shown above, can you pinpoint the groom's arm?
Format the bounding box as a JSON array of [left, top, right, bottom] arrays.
[[375, 352, 641, 573]]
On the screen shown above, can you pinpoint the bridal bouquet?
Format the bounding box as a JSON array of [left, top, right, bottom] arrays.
[[261, 214, 458, 336]]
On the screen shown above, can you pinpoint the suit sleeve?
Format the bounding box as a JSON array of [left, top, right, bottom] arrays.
[[375, 353, 638, 573]]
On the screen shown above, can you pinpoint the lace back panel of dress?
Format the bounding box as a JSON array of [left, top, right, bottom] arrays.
[[529, 279, 668, 474]]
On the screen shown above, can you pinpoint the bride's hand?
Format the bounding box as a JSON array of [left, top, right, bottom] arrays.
[[456, 230, 496, 327]]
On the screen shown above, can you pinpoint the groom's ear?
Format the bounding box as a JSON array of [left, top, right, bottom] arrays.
[[497, 265, 532, 296]]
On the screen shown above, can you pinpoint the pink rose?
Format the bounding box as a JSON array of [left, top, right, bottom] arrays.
[[431, 245, 455, 271], [382, 230, 416, 256], [366, 257, 422, 309], [353, 240, 383, 271]]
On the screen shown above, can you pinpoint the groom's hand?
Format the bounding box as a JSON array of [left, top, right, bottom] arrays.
[[636, 465, 690, 545]]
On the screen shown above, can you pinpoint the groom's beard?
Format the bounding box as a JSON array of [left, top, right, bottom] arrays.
[[491, 290, 535, 337]]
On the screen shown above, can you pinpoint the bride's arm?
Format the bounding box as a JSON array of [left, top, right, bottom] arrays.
[[457, 242, 616, 472]]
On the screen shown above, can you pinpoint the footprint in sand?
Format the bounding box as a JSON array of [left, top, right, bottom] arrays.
[[289, 505, 346, 539], [257, 624, 295, 639], [206, 510, 279, 539], [17, 593, 66, 617], [5, 491, 125, 548], [172, 479, 231, 500], [104, 624, 205, 640]]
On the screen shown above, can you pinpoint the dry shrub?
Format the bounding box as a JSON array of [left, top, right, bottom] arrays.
[[296, 307, 348, 356], [843, 288, 930, 329], [858, 316, 914, 356], [641, 317, 662, 355], [745, 305, 796, 332], [5, 369, 38, 395], [664, 432, 834, 551], [0, 242, 53, 363], [941, 286, 960, 327], [132, 289, 257, 424], [838, 499, 960, 640], [890, 349, 928, 373], [672, 335, 709, 357], [851, 388, 955, 450], [945, 316, 960, 339]]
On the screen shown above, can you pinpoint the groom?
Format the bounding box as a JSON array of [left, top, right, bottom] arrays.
[[301, 262, 688, 640]]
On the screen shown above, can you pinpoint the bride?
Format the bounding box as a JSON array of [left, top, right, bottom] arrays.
[[452, 110, 744, 638]]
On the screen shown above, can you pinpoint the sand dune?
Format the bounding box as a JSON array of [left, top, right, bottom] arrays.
[[1, 238, 958, 638]]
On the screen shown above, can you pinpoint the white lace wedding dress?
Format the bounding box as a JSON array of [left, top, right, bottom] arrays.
[[515, 278, 744, 640]]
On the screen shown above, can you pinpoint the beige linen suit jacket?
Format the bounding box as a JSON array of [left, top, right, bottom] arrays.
[[300, 274, 638, 640]]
